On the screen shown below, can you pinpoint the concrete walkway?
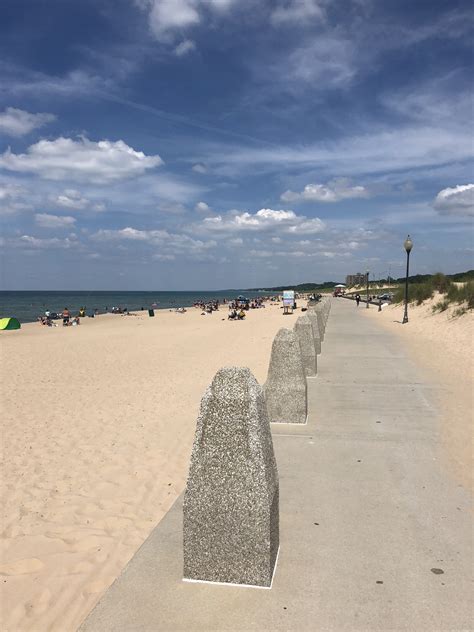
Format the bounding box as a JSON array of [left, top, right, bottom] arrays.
[[81, 300, 473, 631]]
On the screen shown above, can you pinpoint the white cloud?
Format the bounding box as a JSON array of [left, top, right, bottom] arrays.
[[204, 126, 472, 179], [286, 218, 326, 234], [433, 184, 474, 216], [55, 189, 88, 209], [261, 35, 355, 92], [381, 82, 472, 125], [281, 179, 370, 202], [137, 0, 200, 41], [93, 226, 217, 258], [0, 182, 32, 214], [195, 201, 212, 213], [0, 137, 163, 183], [137, 0, 236, 42], [35, 213, 76, 228], [18, 235, 77, 249], [192, 162, 208, 174], [0, 107, 56, 137], [4, 66, 110, 99], [271, 0, 325, 25], [200, 207, 325, 235], [174, 39, 196, 56], [0, 182, 24, 201], [53, 189, 105, 211]]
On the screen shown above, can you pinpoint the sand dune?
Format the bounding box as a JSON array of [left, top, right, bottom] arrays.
[[1, 304, 287, 631]]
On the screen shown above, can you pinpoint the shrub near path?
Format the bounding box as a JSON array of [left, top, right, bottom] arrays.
[[393, 273, 474, 315]]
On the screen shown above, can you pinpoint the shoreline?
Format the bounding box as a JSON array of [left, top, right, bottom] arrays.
[[0, 291, 280, 326], [13, 301, 277, 328]]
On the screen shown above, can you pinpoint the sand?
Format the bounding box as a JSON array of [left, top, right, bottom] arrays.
[[361, 295, 473, 492], [2, 296, 472, 631], [1, 303, 288, 631]]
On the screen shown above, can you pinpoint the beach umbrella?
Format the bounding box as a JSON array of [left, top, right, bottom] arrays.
[[334, 284, 346, 288], [0, 317, 21, 330]]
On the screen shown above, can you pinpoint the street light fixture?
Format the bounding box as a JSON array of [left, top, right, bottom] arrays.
[[402, 235, 413, 324], [366, 269, 370, 308]]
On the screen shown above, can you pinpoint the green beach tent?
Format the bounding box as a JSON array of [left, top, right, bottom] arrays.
[[0, 317, 21, 330]]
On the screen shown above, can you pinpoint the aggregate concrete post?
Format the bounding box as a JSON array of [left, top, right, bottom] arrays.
[[183, 366, 279, 588], [305, 310, 322, 355], [321, 298, 329, 322], [308, 304, 325, 341], [294, 314, 317, 377], [264, 328, 307, 424]]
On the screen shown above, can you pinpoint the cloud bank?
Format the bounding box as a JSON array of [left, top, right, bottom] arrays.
[[281, 179, 370, 202], [0, 137, 163, 183], [200, 208, 325, 234], [433, 184, 474, 216]]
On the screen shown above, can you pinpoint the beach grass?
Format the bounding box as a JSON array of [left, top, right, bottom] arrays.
[[392, 273, 474, 313]]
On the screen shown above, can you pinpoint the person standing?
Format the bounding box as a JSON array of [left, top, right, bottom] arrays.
[[355, 294, 361, 307], [62, 307, 70, 325]]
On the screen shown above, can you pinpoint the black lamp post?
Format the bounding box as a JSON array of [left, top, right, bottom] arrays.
[[402, 235, 413, 324], [366, 269, 370, 308]]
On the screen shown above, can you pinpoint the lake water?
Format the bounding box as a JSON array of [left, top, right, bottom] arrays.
[[0, 290, 273, 324]]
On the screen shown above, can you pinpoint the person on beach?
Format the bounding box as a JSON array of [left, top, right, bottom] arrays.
[[355, 294, 361, 307], [62, 307, 70, 325]]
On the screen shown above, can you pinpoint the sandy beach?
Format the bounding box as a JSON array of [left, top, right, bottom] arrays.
[[2, 295, 472, 631], [1, 303, 288, 631], [358, 295, 473, 491]]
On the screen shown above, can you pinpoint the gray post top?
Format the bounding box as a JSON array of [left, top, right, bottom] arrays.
[[186, 366, 278, 489]]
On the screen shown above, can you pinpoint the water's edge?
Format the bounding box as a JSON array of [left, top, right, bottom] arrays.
[[0, 290, 273, 324]]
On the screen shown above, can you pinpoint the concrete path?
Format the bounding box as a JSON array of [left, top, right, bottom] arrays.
[[81, 300, 473, 631]]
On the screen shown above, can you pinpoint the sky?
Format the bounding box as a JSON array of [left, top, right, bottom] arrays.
[[0, 0, 473, 290]]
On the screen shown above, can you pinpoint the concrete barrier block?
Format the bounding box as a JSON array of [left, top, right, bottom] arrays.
[[183, 366, 279, 588], [294, 314, 317, 377], [308, 304, 325, 341], [305, 310, 322, 354], [264, 328, 307, 424]]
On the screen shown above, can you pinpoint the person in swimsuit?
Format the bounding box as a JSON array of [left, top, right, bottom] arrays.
[[62, 307, 70, 325]]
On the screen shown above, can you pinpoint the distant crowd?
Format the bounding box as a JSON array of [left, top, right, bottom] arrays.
[[191, 296, 268, 319], [36, 295, 274, 327]]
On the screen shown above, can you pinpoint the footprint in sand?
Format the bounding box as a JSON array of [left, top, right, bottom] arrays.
[[0, 558, 44, 575]]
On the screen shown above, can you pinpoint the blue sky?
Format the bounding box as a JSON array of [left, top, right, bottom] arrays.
[[0, 0, 472, 290]]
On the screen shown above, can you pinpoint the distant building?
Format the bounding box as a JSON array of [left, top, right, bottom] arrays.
[[346, 272, 368, 286]]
